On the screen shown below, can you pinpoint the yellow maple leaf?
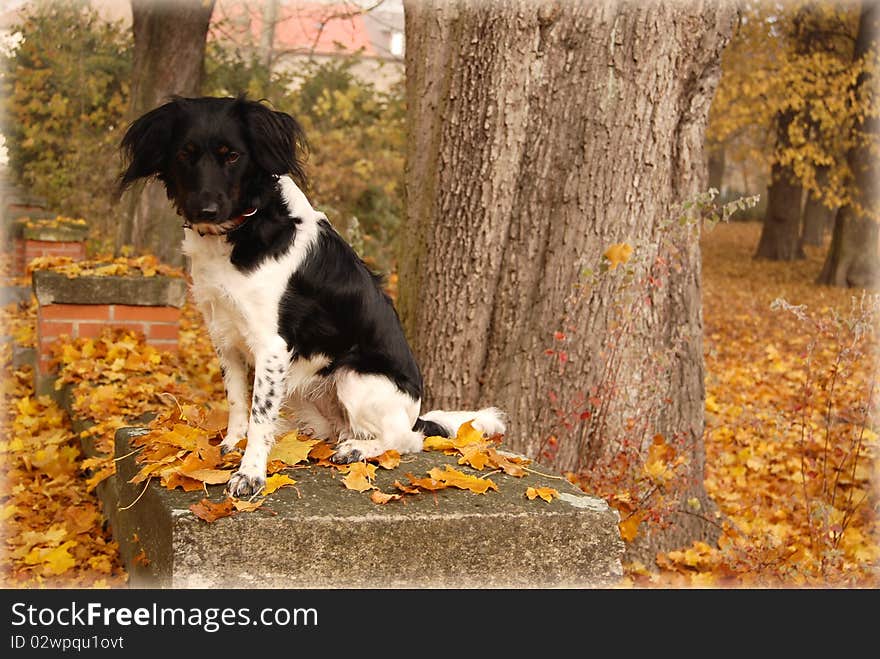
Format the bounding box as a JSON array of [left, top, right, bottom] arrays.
[[262, 474, 297, 495], [24, 540, 77, 575], [427, 465, 498, 494], [604, 242, 633, 270], [342, 462, 377, 492], [525, 486, 559, 502], [268, 431, 319, 466]]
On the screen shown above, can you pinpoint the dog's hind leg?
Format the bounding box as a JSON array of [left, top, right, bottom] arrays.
[[227, 337, 290, 498], [331, 371, 423, 464]]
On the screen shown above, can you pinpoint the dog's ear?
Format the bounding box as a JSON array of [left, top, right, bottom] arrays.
[[117, 100, 181, 197], [237, 98, 308, 188]]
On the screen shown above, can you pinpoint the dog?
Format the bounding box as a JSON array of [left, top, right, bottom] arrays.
[[118, 95, 505, 497]]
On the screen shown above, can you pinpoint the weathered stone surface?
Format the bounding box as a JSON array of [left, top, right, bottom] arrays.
[[32, 270, 187, 307], [108, 427, 624, 589], [22, 223, 89, 242]]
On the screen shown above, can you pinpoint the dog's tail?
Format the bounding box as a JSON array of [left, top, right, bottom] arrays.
[[413, 406, 506, 439]]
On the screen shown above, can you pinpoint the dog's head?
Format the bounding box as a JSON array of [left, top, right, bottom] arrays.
[[118, 96, 307, 235]]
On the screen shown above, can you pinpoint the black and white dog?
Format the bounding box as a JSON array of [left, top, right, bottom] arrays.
[[119, 96, 505, 497]]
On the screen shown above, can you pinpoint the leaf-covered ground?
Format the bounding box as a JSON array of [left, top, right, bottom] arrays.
[[642, 221, 878, 587], [0, 221, 876, 587]]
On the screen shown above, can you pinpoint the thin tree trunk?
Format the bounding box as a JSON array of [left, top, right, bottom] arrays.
[[818, 2, 879, 288], [116, 0, 215, 266], [260, 0, 279, 72], [401, 0, 735, 560], [708, 144, 725, 192], [801, 171, 834, 247], [755, 111, 806, 260]]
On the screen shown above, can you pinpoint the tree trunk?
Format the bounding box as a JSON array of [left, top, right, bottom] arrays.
[[707, 144, 725, 193], [818, 2, 879, 288], [260, 0, 279, 72], [755, 111, 806, 260], [116, 0, 215, 266], [401, 0, 735, 559], [801, 170, 834, 247]]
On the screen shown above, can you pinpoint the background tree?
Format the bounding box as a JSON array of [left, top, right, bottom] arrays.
[[116, 0, 215, 265], [400, 0, 736, 558], [817, 1, 879, 287], [0, 0, 131, 247], [707, 2, 864, 263]]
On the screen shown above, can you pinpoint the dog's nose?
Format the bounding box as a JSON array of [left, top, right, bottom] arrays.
[[197, 203, 219, 221]]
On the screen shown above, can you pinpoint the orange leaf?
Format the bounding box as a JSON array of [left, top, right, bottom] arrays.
[[342, 462, 377, 492], [394, 480, 421, 494], [406, 473, 447, 491], [427, 465, 498, 494], [370, 491, 403, 504], [374, 450, 401, 470], [618, 511, 646, 542], [184, 468, 231, 484], [525, 486, 559, 502], [603, 242, 633, 270], [189, 498, 236, 522]]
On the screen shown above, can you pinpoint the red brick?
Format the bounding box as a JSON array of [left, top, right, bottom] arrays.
[[147, 323, 180, 340], [41, 304, 111, 321], [75, 321, 108, 338], [147, 338, 179, 352], [38, 320, 74, 339], [113, 305, 180, 322]]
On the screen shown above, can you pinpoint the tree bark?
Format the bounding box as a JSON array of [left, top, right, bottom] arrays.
[[401, 0, 735, 559], [116, 0, 215, 266], [818, 2, 879, 288], [755, 111, 806, 260], [800, 169, 834, 247]]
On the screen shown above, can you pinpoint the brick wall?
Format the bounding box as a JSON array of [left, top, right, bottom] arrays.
[[36, 303, 180, 375], [12, 238, 87, 277]]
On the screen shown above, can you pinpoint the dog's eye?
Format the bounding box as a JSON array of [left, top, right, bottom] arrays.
[[226, 151, 240, 164]]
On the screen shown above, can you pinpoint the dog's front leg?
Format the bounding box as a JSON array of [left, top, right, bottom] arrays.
[[217, 346, 250, 455], [227, 340, 290, 498]]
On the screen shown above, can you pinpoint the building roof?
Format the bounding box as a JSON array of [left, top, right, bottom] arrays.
[[213, 0, 403, 59]]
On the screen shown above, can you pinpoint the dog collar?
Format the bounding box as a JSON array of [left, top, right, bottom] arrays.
[[183, 207, 258, 236], [227, 207, 258, 231]]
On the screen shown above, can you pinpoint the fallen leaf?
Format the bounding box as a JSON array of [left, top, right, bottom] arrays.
[[24, 541, 77, 575], [262, 473, 297, 495], [427, 465, 498, 494], [232, 499, 265, 512], [406, 473, 447, 491], [370, 491, 403, 504], [374, 450, 401, 469], [267, 432, 319, 466], [184, 468, 231, 484], [525, 486, 559, 502], [189, 498, 236, 522], [342, 462, 377, 492]]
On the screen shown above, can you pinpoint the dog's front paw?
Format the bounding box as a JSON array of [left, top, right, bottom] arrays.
[[227, 470, 266, 498], [219, 434, 245, 456]]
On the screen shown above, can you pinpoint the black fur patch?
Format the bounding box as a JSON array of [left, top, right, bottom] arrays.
[[413, 417, 451, 438], [278, 220, 423, 400]]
